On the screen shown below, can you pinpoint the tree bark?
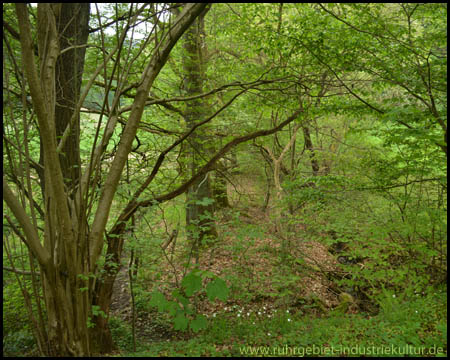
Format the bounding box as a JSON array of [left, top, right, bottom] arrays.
[[302, 124, 320, 176], [213, 159, 230, 208], [54, 3, 89, 189], [182, 7, 218, 262]]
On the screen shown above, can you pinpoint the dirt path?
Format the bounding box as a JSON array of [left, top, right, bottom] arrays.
[[110, 261, 179, 343]]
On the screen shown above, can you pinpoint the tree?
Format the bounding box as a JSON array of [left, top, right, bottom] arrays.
[[301, 3, 446, 156], [4, 3, 209, 355], [180, 6, 218, 263]]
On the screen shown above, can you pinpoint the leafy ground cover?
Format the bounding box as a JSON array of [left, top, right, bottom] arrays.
[[110, 283, 446, 357], [102, 175, 447, 357]]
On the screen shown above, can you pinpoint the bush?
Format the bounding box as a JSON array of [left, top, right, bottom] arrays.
[[3, 329, 36, 356], [109, 316, 135, 352]]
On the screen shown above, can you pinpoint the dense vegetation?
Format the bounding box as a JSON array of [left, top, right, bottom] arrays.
[[3, 3, 447, 357]]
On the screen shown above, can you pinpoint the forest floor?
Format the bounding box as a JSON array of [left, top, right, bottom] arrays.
[[109, 174, 348, 347], [91, 173, 446, 356], [105, 174, 447, 357]]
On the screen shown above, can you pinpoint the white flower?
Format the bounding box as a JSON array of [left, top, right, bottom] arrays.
[[267, 332, 271, 336], [247, 312, 250, 316], [237, 313, 241, 317], [258, 311, 261, 315], [286, 310, 290, 313], [213, 313, 216, 318], [392, 294, 396, 298], [287, 318, 291, 322]]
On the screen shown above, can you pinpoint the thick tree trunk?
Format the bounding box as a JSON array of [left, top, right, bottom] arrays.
[[42, 264, 91, 356], [36, 5, 91, 356], [54, 3, 89, 189], [90, 234, 125, 353], [37, 3, 89, 194], [182, 8, 217, 262], [20, 4, 90, 356]]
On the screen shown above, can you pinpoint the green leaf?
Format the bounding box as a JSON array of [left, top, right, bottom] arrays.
[[173, 311, 189, 331], [167, 301, 179, 317], [150, 291, 169, 312], [190, 314, 207, 333], [91, 305, 107, 318], [181, 271, 202, 297], [196, 197, 215, 206], [172, 289, 189, 308], [206, 277, 229, 302]]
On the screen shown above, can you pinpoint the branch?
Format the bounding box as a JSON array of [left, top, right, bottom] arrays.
[[3, 19, 39, 56], [357, 178, 446, 192], [153, 109, 301, 204], [3, 177, 50, 267], [115, 77, 290, 114], [3, 267, 40, 276], [111, 86, 250, 225], [89, 3, 210, 266], [108, 108, 302, 235]]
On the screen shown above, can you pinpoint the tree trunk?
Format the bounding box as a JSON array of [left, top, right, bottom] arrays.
[[38, 5, 91, 355], [41, 262, 91, 356], [302, 124, 320, 176], [90, 234, 124, 353], [37, 3, 89, 195], [182, 7, 217, 262], [213, 159, 230, 208], [54, 3, 89, 189]]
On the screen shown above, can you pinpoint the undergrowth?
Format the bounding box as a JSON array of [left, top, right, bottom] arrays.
[[114, 284, 446, 357]]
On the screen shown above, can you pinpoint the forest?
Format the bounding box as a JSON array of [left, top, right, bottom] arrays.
[[2, 3, 447, 357]]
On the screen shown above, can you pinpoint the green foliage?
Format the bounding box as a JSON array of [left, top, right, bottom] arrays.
[[87, 305, 107, 329], [181, 271, 203, 297], [2, 277, 42, 356], [149, 270, 229, 333], [190, 314, 208, 333], [206, 278, 229, 302], [283, 174, 352, 210], [3, 3, 446, 357], [109, 316, 143, 352], [3, 281, 31, 335], [123, 290, 447, 356], [3, 329, 36, 357]]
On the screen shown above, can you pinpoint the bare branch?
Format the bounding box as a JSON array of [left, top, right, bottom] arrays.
[[3, 267, 40, 276], [3, 177, 50, 267]]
